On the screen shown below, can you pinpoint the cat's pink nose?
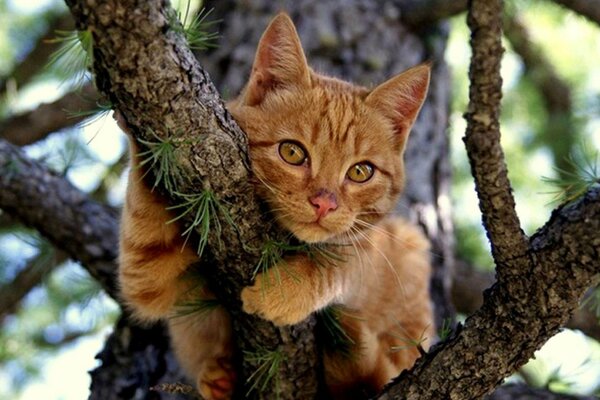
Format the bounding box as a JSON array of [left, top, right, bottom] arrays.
[[309, 190, 338, 219]]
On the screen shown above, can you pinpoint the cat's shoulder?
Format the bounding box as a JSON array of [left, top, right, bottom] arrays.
[[378, 215, 430, 252]]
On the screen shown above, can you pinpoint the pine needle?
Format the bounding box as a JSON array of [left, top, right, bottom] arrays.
[[244, 347, 284, 398], [316, 305, 356, 359], [167, 189, 233, 257], [65, 99, 114, 129], [137, 130, 181, 193], [46, 29, 93, 88], [171, 298, 220, 320], [542, 149, 600, 205], [172, 1, 220, 51]]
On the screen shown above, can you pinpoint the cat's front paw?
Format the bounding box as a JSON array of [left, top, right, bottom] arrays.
[[241, 274, 313, 326], [197, 357, 236, 400]]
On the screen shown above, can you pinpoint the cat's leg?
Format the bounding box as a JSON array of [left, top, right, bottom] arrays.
[[118, 119, 198, 321], [324, 318, 396, 400], [168, 303, 234, 400], [241, 254, 348, 326]]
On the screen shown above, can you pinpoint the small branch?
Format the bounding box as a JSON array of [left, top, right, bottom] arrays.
[[0, 139, 119, 299], [0, 248, 68, 321], [398, 0, 468, 27], [463, 0, 530, 268], [0, 83, 100, 146], [551, 0, 600, 27]]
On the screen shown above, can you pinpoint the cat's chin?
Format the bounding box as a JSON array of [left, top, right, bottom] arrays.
[[289, 222, 342, 244]]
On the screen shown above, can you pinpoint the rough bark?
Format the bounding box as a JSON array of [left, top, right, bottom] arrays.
[[377, 186, 600, 399], [452, 260, 600, 342], [64, 1, 319, 398], [464, 0, 530, 268], [0, 139, 119, 299], [0, 83, 100, 146]]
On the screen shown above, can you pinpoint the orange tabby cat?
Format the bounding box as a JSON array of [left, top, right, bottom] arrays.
[[119, 12, 433, 400]]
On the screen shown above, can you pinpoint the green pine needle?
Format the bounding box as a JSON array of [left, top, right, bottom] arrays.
[[244, 347, 285, 398], [581, 287, 600, 319], [438, 318, 453, 341], [542, 150, 600, 205], [389, 325, 430, 355], [252, 240, 301, 295], [167, 189, 233, 257], [137, 130, 181, 193], [316, 305, 357, 359], [66, 100, 114, 128], [46, 29, 94, 88], [171, 298, 220, 319], [304, 243, 346, 267], [172, 1, 220, 51]]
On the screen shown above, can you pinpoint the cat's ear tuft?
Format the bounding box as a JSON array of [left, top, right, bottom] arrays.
[[365, 64, 431, 138], [242, 13, 311, 106]]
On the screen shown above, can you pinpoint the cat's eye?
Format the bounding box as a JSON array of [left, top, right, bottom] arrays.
[[347, 162, 374, 183], [279, 141, 307, 165]]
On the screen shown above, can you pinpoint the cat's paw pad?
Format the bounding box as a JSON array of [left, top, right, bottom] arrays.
[[197, 357, 236, 400], [241, 284, 309, 326]]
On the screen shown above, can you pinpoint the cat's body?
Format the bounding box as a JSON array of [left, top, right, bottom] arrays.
[[119, 13, 433, 400]]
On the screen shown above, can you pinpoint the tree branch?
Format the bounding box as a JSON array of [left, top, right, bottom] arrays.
[[64, 0, 319, 398], [398, 0, 468, 27], [378, 186, 600, 399], [452, 260, 600, 342], [0, 248, 67, 321], [464, 0, 530, 267], [0, 83, 100, 146], [375, 0, 600, 397], [0, 139, 119, 299], [550, 0, 600, 26]]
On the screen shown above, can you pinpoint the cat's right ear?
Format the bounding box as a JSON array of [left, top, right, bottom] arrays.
[[241, 13, 311, 106]]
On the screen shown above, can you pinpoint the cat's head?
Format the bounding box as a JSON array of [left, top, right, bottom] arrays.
[[228, 13, 429, 243]]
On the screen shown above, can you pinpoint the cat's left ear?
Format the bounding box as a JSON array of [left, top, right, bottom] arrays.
[[242, 13, 311, 106], [365, 64, 430, 139]]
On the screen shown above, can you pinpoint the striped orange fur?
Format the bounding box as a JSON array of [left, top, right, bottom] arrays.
[[119, 12, 433, 400]]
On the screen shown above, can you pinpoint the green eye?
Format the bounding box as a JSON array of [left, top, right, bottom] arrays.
[[279, 141, 307, 165], [347, 162, 374, 183]]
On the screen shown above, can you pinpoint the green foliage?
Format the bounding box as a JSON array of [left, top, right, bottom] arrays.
[[167, 189, 233, 256], [316, 305, 356, 358], [66, 99, 114, 128], [171, 1, 220, 51], [46, 29, 93, 88], [172, 297, 220, 319], [244, 346, 285, 398], [438, 318, 453, 341], [542, 149, 599, 205], [137, 130, 182, 193]]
